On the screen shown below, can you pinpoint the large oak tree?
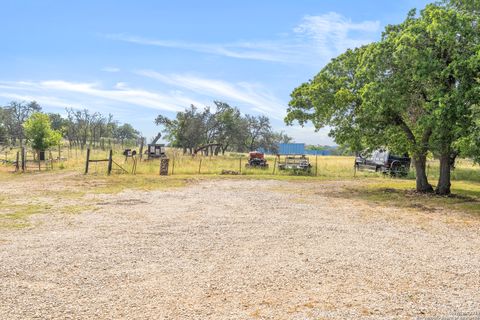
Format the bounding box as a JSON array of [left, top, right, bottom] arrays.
[[286, 1, 480, 195]]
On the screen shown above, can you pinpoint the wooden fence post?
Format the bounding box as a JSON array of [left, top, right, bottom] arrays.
[[131, 157, 137, 175], [85, 148, 91, 174], [21, 147, 25, 172], [315, 155, 318, 176], [198, 158, 202, 174], [139, 138, 144, 160], [272, 156, 277, 175], [107, 149, 113, 175], [239, 157, 242, 174], [171, 156, 175, 175]]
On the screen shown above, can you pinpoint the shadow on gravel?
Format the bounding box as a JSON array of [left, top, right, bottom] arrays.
[[320, 181, 480, 217]]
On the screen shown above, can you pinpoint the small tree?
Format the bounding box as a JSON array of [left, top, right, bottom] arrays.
[[113, 123, 139, 147], [23, 113, 62, 153]]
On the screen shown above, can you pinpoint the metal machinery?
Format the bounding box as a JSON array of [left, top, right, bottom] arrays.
[[245, 151, 268, 168], [278, 155, 312, 173], [146, 133, 166, 160]]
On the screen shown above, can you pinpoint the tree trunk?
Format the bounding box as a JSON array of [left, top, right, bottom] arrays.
[[222, 144, 228, 155], [436, 153, 451, 195], [413, 153, 433, 193]]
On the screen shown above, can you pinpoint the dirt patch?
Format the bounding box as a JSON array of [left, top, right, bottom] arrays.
[[0, 178, 479, 319]]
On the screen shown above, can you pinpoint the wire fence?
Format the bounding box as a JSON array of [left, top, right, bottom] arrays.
[[1, 144, 480, 182]]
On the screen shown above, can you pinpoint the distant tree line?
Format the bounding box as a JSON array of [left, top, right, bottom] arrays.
[[306, 145, 352, 156], [155, 101, 292, 155], [0, 101, 140, 149]]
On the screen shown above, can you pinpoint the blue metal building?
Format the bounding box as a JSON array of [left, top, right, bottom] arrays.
[[278, 143, 306, 155], [260, 143, 333, 156]]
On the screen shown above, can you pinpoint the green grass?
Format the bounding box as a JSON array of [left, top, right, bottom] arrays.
[[3, 145, 479, 180], [342, 178, 480, 216], [0, 200, 52, 229]]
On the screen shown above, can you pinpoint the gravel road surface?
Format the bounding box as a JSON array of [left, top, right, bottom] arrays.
[[1, 178, 479, 319]]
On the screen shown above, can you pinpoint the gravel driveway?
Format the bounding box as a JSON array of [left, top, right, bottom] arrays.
[[1, 178, 479, 319]]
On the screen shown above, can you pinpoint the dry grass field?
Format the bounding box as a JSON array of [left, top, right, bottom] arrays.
[[1, 149, 480, 319]]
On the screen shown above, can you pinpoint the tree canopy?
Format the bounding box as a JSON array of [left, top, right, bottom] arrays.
[[0, 101, 41, 146], [23, 113, 62, 152], [156, 101, 291, 155]]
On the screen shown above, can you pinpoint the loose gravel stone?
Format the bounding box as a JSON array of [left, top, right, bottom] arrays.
[[0, 178, 479, 319]]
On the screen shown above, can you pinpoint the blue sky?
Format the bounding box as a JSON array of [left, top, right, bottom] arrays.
[[0, 0, 431, 144]]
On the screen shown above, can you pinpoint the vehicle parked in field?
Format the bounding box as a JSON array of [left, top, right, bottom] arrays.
[[278, 155, 312, 173], [355, 149, 411, 176], [245, 151, 268, 168]]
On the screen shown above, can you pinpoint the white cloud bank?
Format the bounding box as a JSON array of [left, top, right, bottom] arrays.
[[135, 70, 285, 118], [106, 12, 380, 65], [0, 73, 286, 119], [0, 77, 336, 144]]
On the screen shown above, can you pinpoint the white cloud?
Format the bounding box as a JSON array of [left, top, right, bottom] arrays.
[[106, 12, 380, 65], [0, 74, 287, 119], [105, 34, 293, 63], [135, 70, 286, 118], [294, 13, 380, 57], [0, 80, 204, 113]]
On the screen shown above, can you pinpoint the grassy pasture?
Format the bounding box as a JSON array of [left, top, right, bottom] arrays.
[[1, 145, 480, 218]]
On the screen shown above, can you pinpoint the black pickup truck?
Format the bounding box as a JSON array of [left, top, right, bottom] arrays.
[[355, 149, 411, 176]]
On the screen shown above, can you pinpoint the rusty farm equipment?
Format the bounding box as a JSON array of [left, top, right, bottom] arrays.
[[245, 151, 268, 169]]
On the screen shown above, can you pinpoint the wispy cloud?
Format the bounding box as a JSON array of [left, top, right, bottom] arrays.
[[135, 70, 286, 118], [105, 34, 294, 63], [293, 13, 380, 58], [0, 80, 204, 112], [106, 12, 380, 65]]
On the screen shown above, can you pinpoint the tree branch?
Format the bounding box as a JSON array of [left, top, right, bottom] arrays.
[[394, 115, 417, 144]]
